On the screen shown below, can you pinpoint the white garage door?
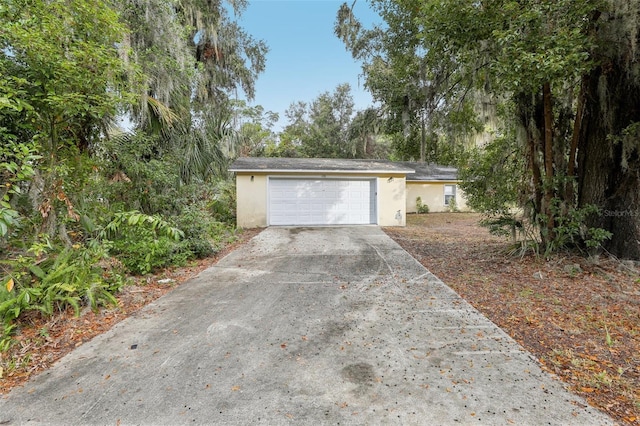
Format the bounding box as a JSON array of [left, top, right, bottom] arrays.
[[268, 178, 376, 225]]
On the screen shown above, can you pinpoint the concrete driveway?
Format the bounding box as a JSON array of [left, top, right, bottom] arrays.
[[0, 227, 613, 425]]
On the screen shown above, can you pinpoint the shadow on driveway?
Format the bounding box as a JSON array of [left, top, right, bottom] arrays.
[[0, 227, 614, 425]]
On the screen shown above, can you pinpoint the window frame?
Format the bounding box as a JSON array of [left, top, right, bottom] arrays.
[[444, 184, 456, 206]]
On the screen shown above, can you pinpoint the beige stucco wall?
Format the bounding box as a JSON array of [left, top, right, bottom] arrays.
[[236, 174, 268, 228], [376, 174, 407, 226], [234, 172, 407, 228], [406, 181, 469, 213]]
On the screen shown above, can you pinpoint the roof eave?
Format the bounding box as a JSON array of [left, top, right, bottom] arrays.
[[406, 178, 460, 182], [230, 169, 415, 175]]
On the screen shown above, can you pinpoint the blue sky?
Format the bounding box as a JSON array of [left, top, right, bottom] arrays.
[[236, 0, 381, 130]]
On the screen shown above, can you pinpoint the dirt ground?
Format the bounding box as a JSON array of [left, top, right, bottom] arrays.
[[384, 213, 640, 425], [1, 216, 639, 425]]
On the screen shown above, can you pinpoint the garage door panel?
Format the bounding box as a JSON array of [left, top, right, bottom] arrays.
[[268, 178, 376, 226]]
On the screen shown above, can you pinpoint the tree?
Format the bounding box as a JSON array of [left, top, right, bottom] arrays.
[[304, 83, 355, 158], [417, 0, 640, 257], [348, 108, 389, 158], [335, 0, 479, 164], [278, 84, 356, 158], [230, 100, 279, 157], [116, 0, 268, 130], [342, 0, 640, 258], [0, 0, 135, 242], [576, 2, 640, 259]]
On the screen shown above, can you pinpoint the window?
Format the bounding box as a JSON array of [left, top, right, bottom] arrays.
[[444, 184, 456, 206]]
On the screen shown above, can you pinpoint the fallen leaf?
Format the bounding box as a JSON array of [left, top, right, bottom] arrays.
[[231, 386, 241, 391]]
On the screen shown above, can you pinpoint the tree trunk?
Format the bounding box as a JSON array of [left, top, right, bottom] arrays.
[[542, 82, 555, 243], [516, 92, 544, 230], [420, 108, 426, 162], [566, 76, 588, 203], [578, 63, 640, 260]]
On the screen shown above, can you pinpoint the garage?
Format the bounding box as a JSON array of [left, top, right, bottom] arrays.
[[229, 157, 414, 228], [268, 178, 376, 225]]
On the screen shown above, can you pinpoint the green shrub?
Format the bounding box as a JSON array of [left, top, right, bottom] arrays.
[[447, 198, 459, 213], [100, 210, 186, 275], [0, 242, 126, 351], [416, 197, 430, 214], [544, 203, 612, 255], [208, 180, 236, 224], [180, 238, 215, 259], [110, 230, 176, 275]]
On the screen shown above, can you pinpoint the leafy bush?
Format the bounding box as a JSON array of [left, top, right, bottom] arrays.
[[447, 198, 460, 213], [544, 203, 612, 255], [416, 197, 430, 214], [94, 134, 179, 215], [169, 202, 240, 259], [0, 140, 40, 240], [179, 237, 215, 259], [100, 211, 185, 275], [208, 180, 236, 224], [0, 242, 126, 350]]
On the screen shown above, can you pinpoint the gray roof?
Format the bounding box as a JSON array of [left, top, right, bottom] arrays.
[[229, 157, 459, 181], [229, 157, 415, 174], [395, 162, 459, 181]]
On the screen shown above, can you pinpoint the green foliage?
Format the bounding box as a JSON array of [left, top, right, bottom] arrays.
[[118, 0, 268, 132], [336, 0, 481, 163], [207, 180, 237, 224], [480, 215, 523, 239], [544, 204, 612, 255], [109, 232, 184, 275], [169, 205, 217, 259], [0, 0, 267, 353], [0, 242, 125, 350], [279, 84, 356, 158], [96, 133, 183, 215], [447, 198, 459, 213], [415, 197, 430, 214], [480, 204, 612, 258], [100, 211, 184, 242], [0, 0, 139, 248], [459, 132, 524, 217], [0, 0, 135, 151], [231, 100, 279, 157], [99, 210, 185, 275], [0, 141, 41, 238]]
